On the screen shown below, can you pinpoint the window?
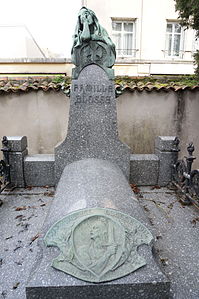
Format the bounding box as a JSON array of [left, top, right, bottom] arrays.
[[112, 20, 136, 57], [165, 22, 184, 58]]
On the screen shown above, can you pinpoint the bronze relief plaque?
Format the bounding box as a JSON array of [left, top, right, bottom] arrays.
[[44, 208, 153, 283]]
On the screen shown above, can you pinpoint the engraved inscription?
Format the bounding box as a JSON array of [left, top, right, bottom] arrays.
[[73, 84, 114, 105], [44, 208, 153, 283], [75, 95, 111, 105], [73, 84, 114, 93]]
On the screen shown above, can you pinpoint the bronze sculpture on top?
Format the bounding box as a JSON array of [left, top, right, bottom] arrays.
[[71, 7, 116, 79]]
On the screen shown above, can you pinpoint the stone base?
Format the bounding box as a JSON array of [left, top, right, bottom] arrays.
[[27, 237, 169, 299], [27, 279, 170, 299], [130, 154, 159, 186], [26, 242, 169, 299], [24, 154, 54, 187], [26, 159, 170, 298]]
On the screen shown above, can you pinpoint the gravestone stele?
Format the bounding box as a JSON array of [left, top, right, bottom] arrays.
[[55, 7, 130, 184]]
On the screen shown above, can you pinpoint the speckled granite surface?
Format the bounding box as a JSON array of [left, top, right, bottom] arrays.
[[0, 186, 199, 299]]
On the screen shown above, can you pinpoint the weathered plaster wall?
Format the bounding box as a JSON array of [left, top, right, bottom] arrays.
[[0, 91, 70, 154], [0, 90, 198, 167], [117, 90, 177, 153]]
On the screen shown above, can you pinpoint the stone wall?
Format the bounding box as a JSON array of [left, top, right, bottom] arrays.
[[0, 89, 198, 167], [117, 90, 199, 168]]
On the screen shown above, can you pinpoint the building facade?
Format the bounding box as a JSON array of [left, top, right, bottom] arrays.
[[83, 0, 198, 76], [0, 0, 198, 76]]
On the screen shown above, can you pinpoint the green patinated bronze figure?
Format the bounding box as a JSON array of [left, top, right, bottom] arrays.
[[71, 7, 116, 79]]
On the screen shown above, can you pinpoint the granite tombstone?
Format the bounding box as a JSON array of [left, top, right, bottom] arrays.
[[55, 7, 130, 184], [26, 159, 169, 299], [26, 7, 170, 299]]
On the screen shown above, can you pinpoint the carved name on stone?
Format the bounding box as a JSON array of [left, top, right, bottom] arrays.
[[44, 208, 153, 283], [73, 83, 114, 105]]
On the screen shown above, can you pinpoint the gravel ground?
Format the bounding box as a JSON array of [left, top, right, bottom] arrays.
[[0, 186, 199, 299]]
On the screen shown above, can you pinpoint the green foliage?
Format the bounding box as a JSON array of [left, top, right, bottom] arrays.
[[52, 75, 71, 84], [193, 50, 199, 78], [175, 0, 199, 78], [175, 0, 199, 35], [115, 75, 198, 88]]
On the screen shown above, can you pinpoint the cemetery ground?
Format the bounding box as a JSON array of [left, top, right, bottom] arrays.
[[0, 185, 199, 299]]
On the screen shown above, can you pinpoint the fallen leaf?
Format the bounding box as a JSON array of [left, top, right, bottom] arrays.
[[151, 185, 161, 190], [25, 186, 33, 190], [5, 236, 13, 240], [130, 184, 140, 194], [13, 246, 22, 252], [15, 262, 22, 266], [15, 206, 27, 211], [190, 217, 199, 226], [44, 191, 54, 197], [13, 282, 20, 289], [30, 233, 40, 245], [15, 214, 24, 219]]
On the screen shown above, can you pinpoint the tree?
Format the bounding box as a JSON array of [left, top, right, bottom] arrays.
[[175, 0, 199, 78]]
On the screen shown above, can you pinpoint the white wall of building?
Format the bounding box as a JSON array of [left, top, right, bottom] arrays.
[[85, 0, 196, 75], [0, 0, 197, 76], [0, 26, 45, 59]]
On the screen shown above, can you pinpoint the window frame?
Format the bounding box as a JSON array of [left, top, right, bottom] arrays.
[[111, 18, 136, 58], [165, 21, 184, 59]]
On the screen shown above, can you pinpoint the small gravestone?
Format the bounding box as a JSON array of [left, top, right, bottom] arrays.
[[26, 7, 170, 299], [55, 7, 130, 184]]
